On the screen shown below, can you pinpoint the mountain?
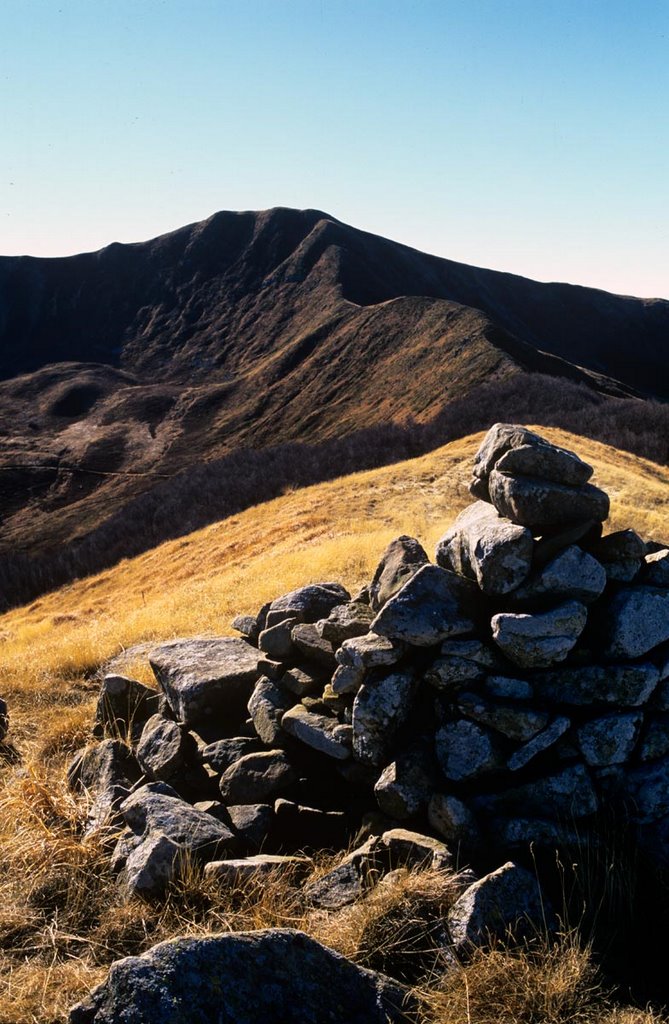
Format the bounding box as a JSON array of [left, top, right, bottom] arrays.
[[0, 207, 667, 587]]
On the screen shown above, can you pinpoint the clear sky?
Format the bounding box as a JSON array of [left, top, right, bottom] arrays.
[[1, 0, 667, 298]]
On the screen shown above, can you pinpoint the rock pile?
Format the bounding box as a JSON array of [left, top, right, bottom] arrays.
[[70, 424, 669, 899]]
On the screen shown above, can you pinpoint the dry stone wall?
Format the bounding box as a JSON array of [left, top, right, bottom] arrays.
[[69, 424, 669, 897]]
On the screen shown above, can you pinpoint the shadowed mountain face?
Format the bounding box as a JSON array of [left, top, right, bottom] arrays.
[[0, 207, 666, 570]]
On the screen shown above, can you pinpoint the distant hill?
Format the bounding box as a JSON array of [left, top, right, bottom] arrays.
[[0, 208, 667, 600]]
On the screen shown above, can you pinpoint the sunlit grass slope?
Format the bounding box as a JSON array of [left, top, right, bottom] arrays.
[[2, 426, 669, 745]]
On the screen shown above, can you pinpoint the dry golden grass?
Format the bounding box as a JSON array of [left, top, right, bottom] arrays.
[[1, 427, 669, 1021]]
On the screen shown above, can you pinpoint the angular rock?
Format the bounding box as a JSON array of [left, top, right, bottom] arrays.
[[119, 833, 183, 897], [436, 501, 533, 595], [380, 828, 452, 871], [199, 736, 262, 773], [280, 665, 323, 697], [291, 622, 337, 669], [256, 656, 286, 680], [491, 601, 588, 668], [93, 675, 160, 741], [121, 784, 237, 858], [533, 662, 658, 706], [508, 545, 606, 607], [247, 677, 294, 745], [470, 424, 593, 498], [281, 703, 351, 760], [601, 587, 669, 659], [457, 692, 549, 742], [68, 929, 414, 1024], [136, 714, 195, 782], [264, 583, 350, 629], [317, 602, 375, 644], [435, 720, 503, 782], [370, 565, 477, 646], [374, 741, 435, 819], [257, 617, 298, 660], [369, 535, 430, 611], [507, 716, 571, 771], [352, 669, 418, 765], [642, 549, 669, 587], [331, 663, 366, 695], [227, 803, 273, 850], [305, 837, 383, 909], [476, 765, 598, 819], [533, 520, 601, 567], [68, 740, 141, 830], [231, 614, 260, 644], [588, 529, 645, 582], [204, 854, 314, 884], [428, 793, 480, 847], [577, 712, 643, 766], [337, 632, 406, 670], [488, 470, 609, 530], [149, 637, 260, 728], [218, 749, 296, 804], [447, 861, 553, 953]]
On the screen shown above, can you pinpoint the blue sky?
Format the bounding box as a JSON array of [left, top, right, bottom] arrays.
[[1, 0, 667, 297]]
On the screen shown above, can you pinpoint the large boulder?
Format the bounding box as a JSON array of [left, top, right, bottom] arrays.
[[370, 565, 477, 647], [487, 471, 609, 530], [368, 536, 429, 611], [68, 929, 414, 1024], [470, 424, 594, 500], [435, 501, 533, 595], [149, 637, 260, 728]]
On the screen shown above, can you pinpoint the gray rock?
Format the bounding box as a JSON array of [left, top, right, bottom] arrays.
[[436, 501, 533, 595], [331, 663, 366, 695], [121, 784, 237, 858], [67, 740, 141, 831], [639, 716, 669, 761], [369, 535, 430, 611], [281, 703, 352, 760], [578, 712, 643, 766], [370, 564, 477, 647], [488, 470, 609, 530], [305, 856, 372, 909], [247, 677, 294, 745], [136, 714, 195, 782], [470, 424, 593, 498], [626, 758, 669, 823], [231, 614, 259, 644], [291, 622, 337, 669], [265, 582, 350, 629], [532, 662, 658, 706], [642, 549, 669, 587], [380, 828, 452, 871], [457, 692, 549, 742], [484, 675, 534, 700], [588, 529, 645, 582], [491, 601, 588, 668], [204, 855, 314, 884], [476, 765, 598, 819], [507, 716, 571, 771], [352, 669, 418, 765], [219, 749, 296, 804], [257, 617, 298, 660], [448, 861, 552, 953], [149, 637, 260, 728], [317, 602, 375, 644], [508, 545, 606, 606], [119, 833, 183, 897], [227, 803, 273, 850], [435, 720, 503, 782], [601, 587, 669, 659], [374, 742, 435, 819], [281, 665, 324, 697], [256, 657, 285, 680], [428, 793, 479, 847], [200, 736, 262, 773], [93, 675, 160, 741], [68, 929, 414, 1024]]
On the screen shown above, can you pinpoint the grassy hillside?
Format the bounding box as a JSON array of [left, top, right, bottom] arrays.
[[1, 427, 669, 1022]]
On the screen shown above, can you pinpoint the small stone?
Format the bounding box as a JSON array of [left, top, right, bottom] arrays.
[[219, 750, 296, 804], [491, 601, 588, 668], [352, 669, 418, 765], [227, 803, 273, 850], [508, 545, 606, 607], [204, 854, 314, 884], [642, 549, 669, 587], [380, 828, 452, 872], [507, 716, 571, 771], [370, 564, 477, 647], [281, 704, 352, 760], [374, 742, 435, 819], [639, 716, 669, 761], [484, 676, 534, 700], [428, 793, 479, 847], [331, 663, 365, 695], [435, 501, 533, 595], [264, 583, 350, 629], [577, 713, 643, 766], [291, 623, 337, 669], [601, 587, 669, 659], [231, 614, 259, 644], [317, 602, 375, 644], [435, 720, 503, 782], [199, 736, 262, 773], [136, 714, 195, 782], [119, 833, 183, 897], [257, 618, 298, 660], [305, 837, 383, 909], [281, 665, 324, 697], [247, 677, 294, 745], [368, 536, 430, 611], [457, 693, 549, 742], [256, 657, 286, 680], [588, 530, 645, 582]]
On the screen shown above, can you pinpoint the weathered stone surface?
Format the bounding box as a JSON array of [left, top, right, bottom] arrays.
[[199, 736, 262, 773], [639, 715, 669, 761], [290, 623, 337, 669], [457, 692, 549, 742], [425, 640, 498, 692], [435, 720, 503, 782], [370, 565, 476, 646], [491, 601, 588, 668], [601, 587, 669, 659], [642, 549, 669, 587], [448, 861, 552, 953], [317, 601, 375, 644], [149, 637, 260, 728], [374, 742, 435, 819], [68, 929, 414, 1024], [68, 739, 141, 830], [247, 677, 293, 745], [588, 530, 645, 582], [577, 713, 643, 766], [436, 501, 533, 595], [94, 675, 160, 741], [265, 583, 350, 629], [136, 714, 195, 782], [352, 669, 418, 765], [369, 535, 430, 612], [380, 828, 452, 871], [281, 665, 323, 697], [476, 765, 598, 819], [219, 750, 296, 804], [507, 716, 571, 771], [119, 833, 183, 897], [204, 854, 314, 884], [256, 656, 285, 680], [508, 545, 606, 607], [227, 803, 273, 850], [305, 837, 382, 908], [331, 663, 366, 695], [470, 424, 592, 498], [231, 614, 259, 644], [532, 520, 601, 566], [488, 470, 609, 529], [281, 703, 351, 760], [533, 662, 658, 707], [257, 617, 298, 660], [121, 783, 237, 858], [337, 632, 406, 669], [484, 675, 533, 700], [625, 758, 669, 822], [428, 793, 479, 847]]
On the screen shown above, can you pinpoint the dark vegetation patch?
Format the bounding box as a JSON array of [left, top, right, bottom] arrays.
[[1, 373, 668, 612]]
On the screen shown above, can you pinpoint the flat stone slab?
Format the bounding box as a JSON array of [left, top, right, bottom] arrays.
[[120, 784, 237, 857], [149, 637, 260, 727], [507, 716, 571, 771], [532, 662, 659, 706], [488, 471, 609, 530], [204, 855, 314, 884], [457, 692, 549, 742], [281, 703, 352, 760], [436, 501, 533, 596], [370, 564, 477, 647]]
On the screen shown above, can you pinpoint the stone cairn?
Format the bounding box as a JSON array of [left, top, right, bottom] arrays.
[[68, 424, 669, 925]]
